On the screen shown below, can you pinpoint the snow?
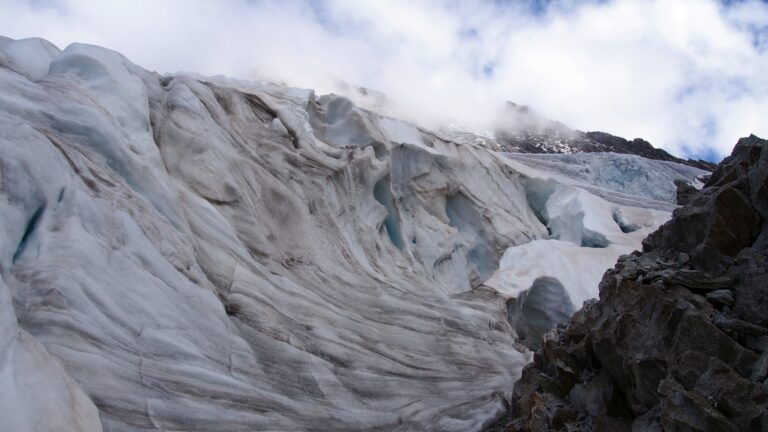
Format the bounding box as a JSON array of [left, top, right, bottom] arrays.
[[0, 37, 60, 80], [0, 36, 698, 432], [485, 154, 674, 309], [378, 117, 427, 148]]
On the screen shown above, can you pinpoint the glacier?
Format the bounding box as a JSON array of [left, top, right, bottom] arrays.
[[0, 36, 705, 431]]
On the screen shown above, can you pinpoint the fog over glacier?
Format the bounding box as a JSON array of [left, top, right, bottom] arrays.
[[2, 0, 768, 159], [0, 36, 708, 431]]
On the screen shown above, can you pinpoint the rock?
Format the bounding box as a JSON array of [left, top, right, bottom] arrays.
[[490, 135, 768, 431], [659, 270, 734, 291], [745, 335, 768, 353], [706, 289, 733, 306], [569, 370, 615, 417], [713, 314, 768, 338], [659, 378, 738, 432], [631, 406, 663, 432], [753, 351, 768, 382], [675, 179, 698, 205], [730, 248, 768, 328], [693, 357, 767, 430]]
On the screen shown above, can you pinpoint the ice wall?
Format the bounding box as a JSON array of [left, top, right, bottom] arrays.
[[0, 36, 698, 432], [0, 37, 547, 432]]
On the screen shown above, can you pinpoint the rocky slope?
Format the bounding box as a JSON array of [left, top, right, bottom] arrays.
[[490, 135, 768, 431], [0, 36, 709, 432]]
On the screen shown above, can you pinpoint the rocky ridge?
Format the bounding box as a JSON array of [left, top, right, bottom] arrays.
[[489, 135, 768, 431], [444, 103, 717, 172]]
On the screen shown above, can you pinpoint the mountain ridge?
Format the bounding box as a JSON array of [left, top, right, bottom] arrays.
[[444, 102, 717, 171]]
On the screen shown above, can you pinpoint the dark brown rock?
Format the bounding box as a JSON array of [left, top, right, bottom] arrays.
[[487, 135, 768, 432], [675, 179, 699, 206]]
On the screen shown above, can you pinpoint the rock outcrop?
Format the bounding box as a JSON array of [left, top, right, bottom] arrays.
[[490, 135, 768, 431], [674, 179, 699, 206]]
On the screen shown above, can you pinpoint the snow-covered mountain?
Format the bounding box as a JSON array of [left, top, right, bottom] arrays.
[[0, 37, 705, 431], [442, 102, 717, 172]]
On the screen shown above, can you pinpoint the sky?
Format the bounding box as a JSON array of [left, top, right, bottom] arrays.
[[2, 0, 768, 160]]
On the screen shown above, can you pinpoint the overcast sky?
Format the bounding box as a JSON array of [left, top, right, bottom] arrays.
[[3, 0, 768, 160]]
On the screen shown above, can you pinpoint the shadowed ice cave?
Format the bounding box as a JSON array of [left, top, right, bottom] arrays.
[[506, 276, 576, 349], [445, 192, 497, 282], [373, 176, 405, 250]]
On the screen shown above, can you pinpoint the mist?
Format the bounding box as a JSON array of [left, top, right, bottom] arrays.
[[3, 0, 767, 159]]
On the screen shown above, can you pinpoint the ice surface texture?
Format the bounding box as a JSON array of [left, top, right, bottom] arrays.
[[503, 152, 706, 211], [0, 36, 697, 431]]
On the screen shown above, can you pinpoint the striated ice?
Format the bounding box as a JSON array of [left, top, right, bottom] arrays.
[[0, 36, 701, 432], [0, 36, 544, 432], [503, 152, 707, 210], [0, 37, 60, 80]]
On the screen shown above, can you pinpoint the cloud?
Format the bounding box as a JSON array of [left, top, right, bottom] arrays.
[[1, 0, 767, 159]]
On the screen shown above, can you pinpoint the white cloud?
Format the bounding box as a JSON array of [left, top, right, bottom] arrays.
[[1, 0, 767, 159]]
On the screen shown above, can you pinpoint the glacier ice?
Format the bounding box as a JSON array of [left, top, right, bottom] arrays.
[[0, 37, 60, 80], [484, 151, 703, 311], [0, 36, 705, 431], [504, 152, 706, 211], [372, 176, 405, 249]]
